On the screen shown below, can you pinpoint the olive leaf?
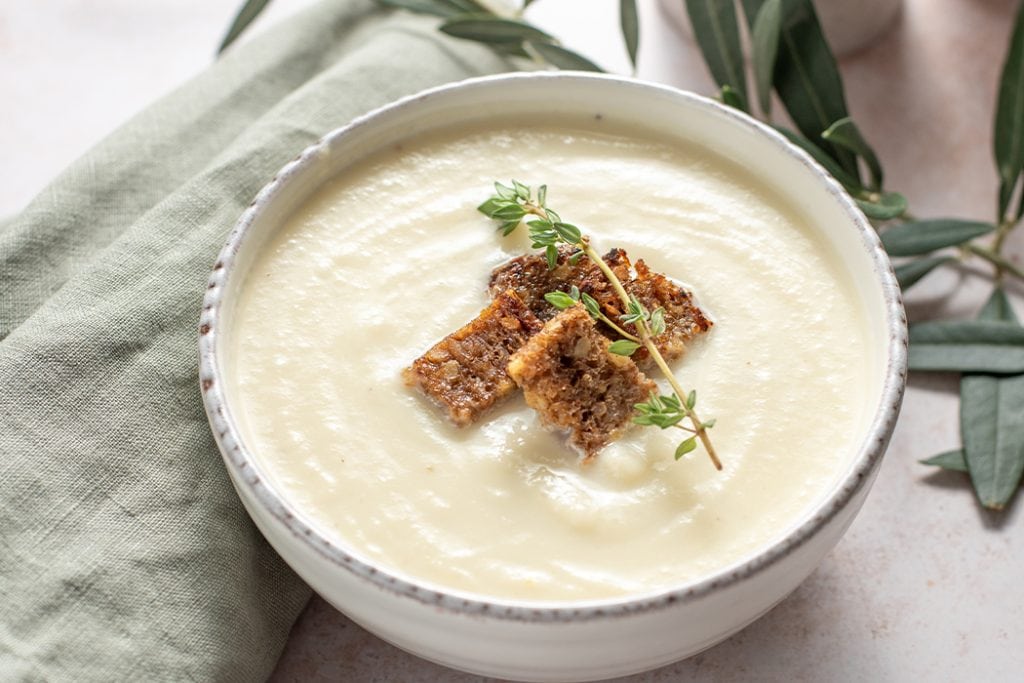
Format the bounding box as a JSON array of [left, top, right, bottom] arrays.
[[995, 2, 1024, 219], [978, 286, 1016, 321], [381, 1, 605, 72], [924, 447, 1024, 491], [960, 289, 1024, 510], [719, 85, 746, 111], [1016, 181, 1024, 223], [378, 0, 478, 17], [856, 192, 907, 221], [685, 0, 748, 111], [219, 0, 497, 54], [751, 0, 782, 116], [620, 0, 640, 71], [448, 0, 490, 10], [490, 41, 532, 59], [894, 256, 955, 290], [921, 449, 968, 472], [881, 219, 996, 257], [527, 41, 605, 72], [822, 117, 883, 190], [441, 16, 554, 43], [909, 320, 1024, 374], [775, 127, 861, 192], [218, 0, 272, 53], [741, 0, 859, 179]]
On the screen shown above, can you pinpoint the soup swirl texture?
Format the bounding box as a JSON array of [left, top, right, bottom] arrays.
[[229, 123, 871, 602]]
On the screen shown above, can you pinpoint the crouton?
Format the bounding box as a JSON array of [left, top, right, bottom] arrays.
[[488, 247, 632, 321], [507, 306, 658, 459], [490, 248, 712, 365], [404, 290, 542, 427], [624, 259, 713, 364]]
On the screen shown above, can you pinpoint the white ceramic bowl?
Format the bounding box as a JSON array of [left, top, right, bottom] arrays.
[[199, 73, 906, 682]]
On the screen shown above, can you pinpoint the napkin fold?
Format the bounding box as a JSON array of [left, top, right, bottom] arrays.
[[0, 1, 508, 679]]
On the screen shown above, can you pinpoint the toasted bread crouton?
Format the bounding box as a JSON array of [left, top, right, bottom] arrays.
[[404, 290, 542, 427], [625, 259, 713, 364], [490, 248, 711, 365], [507, 306, 657, 459], [488, 247, 632, 321]]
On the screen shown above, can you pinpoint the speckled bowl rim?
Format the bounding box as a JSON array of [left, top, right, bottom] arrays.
[[199, 72, 907, 623]]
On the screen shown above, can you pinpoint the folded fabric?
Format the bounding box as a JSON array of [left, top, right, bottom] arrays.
[[0, 1, 509, 679]]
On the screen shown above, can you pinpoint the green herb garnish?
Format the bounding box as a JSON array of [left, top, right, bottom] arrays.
[[480, 181, 721, 470]]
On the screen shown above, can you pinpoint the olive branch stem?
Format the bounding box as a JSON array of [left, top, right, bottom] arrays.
[[965, 237, 1024, 283]]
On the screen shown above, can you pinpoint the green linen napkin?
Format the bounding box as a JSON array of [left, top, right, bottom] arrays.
[[0, 2, 508, 679]]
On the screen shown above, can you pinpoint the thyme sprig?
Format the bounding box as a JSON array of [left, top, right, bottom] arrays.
[[544, 287, 642, 344], [633, 391, 717, 460], [480, 181, 721, 470]]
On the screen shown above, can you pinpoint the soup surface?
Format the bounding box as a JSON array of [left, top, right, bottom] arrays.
[[229, 122, 872, 602]]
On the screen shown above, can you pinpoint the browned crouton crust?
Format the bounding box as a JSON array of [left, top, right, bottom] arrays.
[[404, 290, 542, 427], [507, 306, 657, 459], [488, 250, 560, 320], [488, 247, 632, 321], [490, 248, 712, 365], [624, 259, 713, 364]]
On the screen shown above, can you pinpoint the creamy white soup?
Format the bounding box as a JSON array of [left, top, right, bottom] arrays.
[[229, 122, 872, 602]]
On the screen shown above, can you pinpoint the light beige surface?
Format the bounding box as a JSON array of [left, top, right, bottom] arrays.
[[3, 0, 1021, 680], [0, 0, 317, 214]]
